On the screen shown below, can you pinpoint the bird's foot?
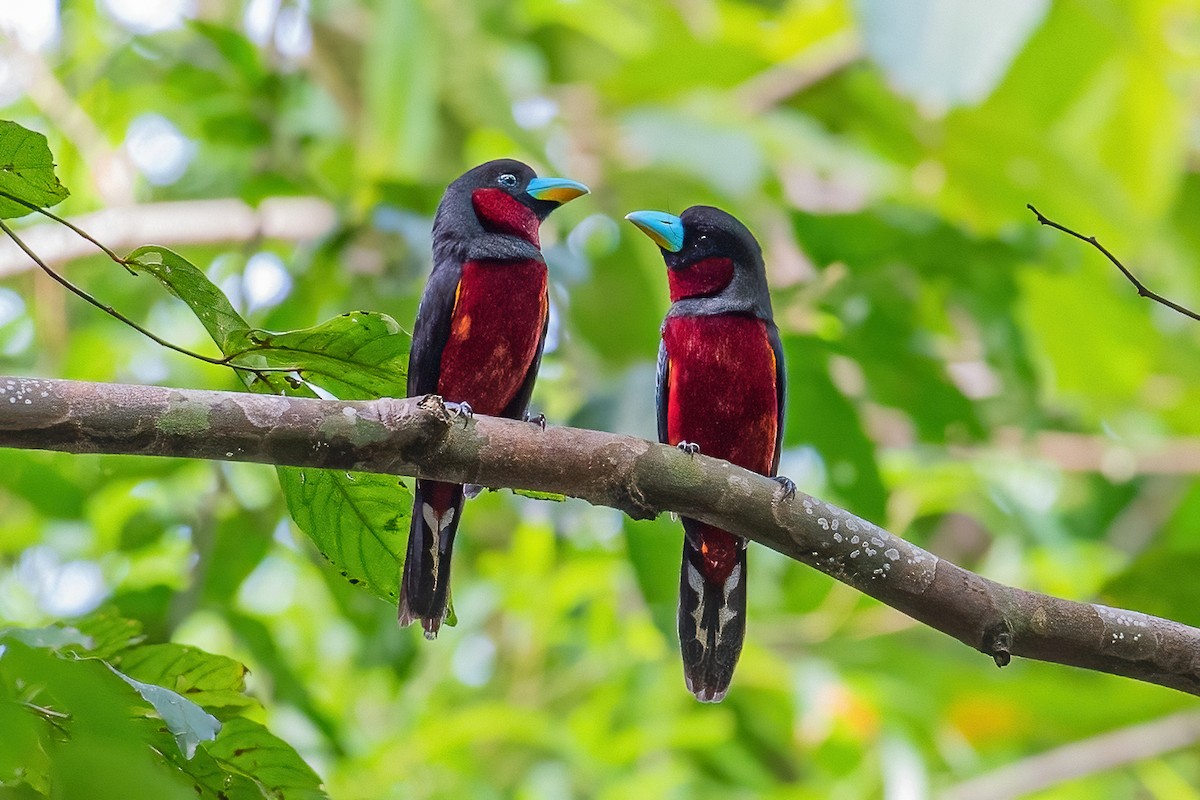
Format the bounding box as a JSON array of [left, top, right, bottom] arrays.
[[448, 401, 473, 428], [524, 411, 546, 431], [772, 475, 797, 500], [677, 441, 700, 456]]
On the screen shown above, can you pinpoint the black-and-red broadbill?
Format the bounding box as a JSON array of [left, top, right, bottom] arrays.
[[400, 160, 588, 638], [626, 206, 792, 702]]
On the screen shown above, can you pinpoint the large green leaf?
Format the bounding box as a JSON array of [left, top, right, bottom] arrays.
[[279, 467, 408, 604], [125, 246, 408, 397], [125, 245, 252, 353], [152, 718, 329, 800], [66, 609, 146, 660], [0, 614, 322, 796], [0, 641, 196, 800], [239, 312, 409, 400], [203, 718, 326, 799], [0, 121, 70, 219], [0, 609, 146, 662], [115, 643, 257, 714]]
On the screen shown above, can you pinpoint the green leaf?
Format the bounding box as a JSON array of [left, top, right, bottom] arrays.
[[109, 663, 221, 759], [0, 689, 49, 794], [0, 642, 196, 800], [241, 311, 408, 400], [139, 725, 265, 800], [203, 717, 326, 799], [66, 609, 145, 660], [0, 783, 47, 799], [114, 643, 256, 714], [0, 613, 321, 797], [278, 467, 408, 603], [0, 121, 69, 219], [125, 245, 252, 354]]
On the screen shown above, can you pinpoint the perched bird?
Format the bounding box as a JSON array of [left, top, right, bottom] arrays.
[[401, 159, 589, 638], [626, 206, 791, 702]]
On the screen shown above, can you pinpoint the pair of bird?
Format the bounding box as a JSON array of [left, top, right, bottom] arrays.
[[399, 159, 789, 703]]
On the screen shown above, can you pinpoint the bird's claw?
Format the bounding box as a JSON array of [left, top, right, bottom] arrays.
[[772, 475, 797, 500], [524, 411, 546, 431], [450, 401, 473, 428], [677, 441, 700, 456]]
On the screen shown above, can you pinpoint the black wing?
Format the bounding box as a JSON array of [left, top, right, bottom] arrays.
[[655, 337, 670, 445], [767, 320, 786, 476], [500, 309, 549, 420], [406, 262, 463, 397]]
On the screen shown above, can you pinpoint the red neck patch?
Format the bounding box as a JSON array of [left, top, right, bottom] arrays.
[[668, 257, 734, 302], [472, 188, 540, 246]]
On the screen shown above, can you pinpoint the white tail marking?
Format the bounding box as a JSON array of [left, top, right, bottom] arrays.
[[716, 563, 741, 636], [686, 559, 708, 653], [421, 503, 456, 591]]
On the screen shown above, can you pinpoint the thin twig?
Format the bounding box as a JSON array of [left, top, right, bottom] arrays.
[[0, 219, 292, 384], [0, 219, 229, 365], [1028, 204, 1200, 322], [22, 701, 71, 737], [0, 190, 133, 272], [942, 711, 1200, 800]]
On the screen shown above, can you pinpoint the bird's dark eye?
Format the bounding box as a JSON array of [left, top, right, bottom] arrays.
[[498, 173, 518, 188]]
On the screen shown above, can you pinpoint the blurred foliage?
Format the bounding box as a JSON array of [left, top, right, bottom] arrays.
[[0, 610, 324, 799], [2, 0, 1200, 797]]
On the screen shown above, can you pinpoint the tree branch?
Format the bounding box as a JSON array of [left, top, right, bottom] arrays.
[[1028, 204, 1200, 322], [3, 376, 1200, 696], [942, 711, 1200, 800]]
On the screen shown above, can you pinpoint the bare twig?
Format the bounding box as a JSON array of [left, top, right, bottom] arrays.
[[942, 711, 1200, 800], [0, 190, 133, 271], [1028, 204, 1200, 322], [735, 32, 863, 114], [3, 376, 1200, 697], [0, 214, 314, 383], [0, 219, 229, 366]]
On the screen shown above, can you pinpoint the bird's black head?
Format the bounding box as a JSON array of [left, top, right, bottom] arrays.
[[626, 205, 774, 319], [434, 159, 589, 260]]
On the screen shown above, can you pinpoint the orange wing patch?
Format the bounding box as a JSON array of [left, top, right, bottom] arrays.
[[448, 279, 470, 341]]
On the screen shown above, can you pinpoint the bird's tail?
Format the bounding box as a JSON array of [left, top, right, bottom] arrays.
[[677, 522, 747, 702], [398, 479, 465, 639]]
